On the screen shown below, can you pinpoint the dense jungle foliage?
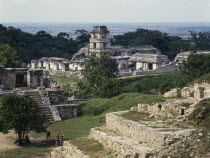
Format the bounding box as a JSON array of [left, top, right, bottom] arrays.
[[0, 24, 90, 63], [1, 24, 210, 64], [113, 29, 210, 60]]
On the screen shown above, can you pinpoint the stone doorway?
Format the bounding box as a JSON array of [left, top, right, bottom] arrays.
[[15, 73, 27, 87], [181, 109, 185, 115], [148, 63, 153, 70]]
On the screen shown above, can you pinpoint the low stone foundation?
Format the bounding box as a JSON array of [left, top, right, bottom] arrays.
[[56, 105, 78, 120], [89, 128, 156, 158], [164, 82, 210, 100], [106, 111, 193, 149]]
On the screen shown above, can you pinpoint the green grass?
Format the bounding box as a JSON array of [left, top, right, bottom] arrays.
[[51, 76, 81, 84], [1, 116, 103, 158], [70, 138, 117, 158], [80, 93, 165, 116], [196, 73, 210, 84], [119, 73, 193, 94]]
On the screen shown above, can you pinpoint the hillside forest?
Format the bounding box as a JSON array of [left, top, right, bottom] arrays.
[[0, 24, 210, 64]]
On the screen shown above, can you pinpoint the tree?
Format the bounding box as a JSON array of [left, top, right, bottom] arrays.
[[78, 54, 120, 98], [113, 28, 190, 60], [0, 94, 49, 145], [75, 29, 90, 48], [0, 44, 20, 67], [182, 53, 210, 78], [189, 31, 210, 51]]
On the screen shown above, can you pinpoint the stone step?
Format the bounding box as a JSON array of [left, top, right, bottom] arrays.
[[51, 147, 72, 158], [89, 127, 157, 158], [61, 138, 118, 158], [105, 112, 194, 149]]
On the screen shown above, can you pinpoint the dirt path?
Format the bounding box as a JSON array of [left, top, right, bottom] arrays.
[[0, 131, 19, 154]]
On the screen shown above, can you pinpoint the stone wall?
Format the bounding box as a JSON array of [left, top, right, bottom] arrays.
[[56, 105, 78, 120], [89, 128, 156, 158], [27, 70, 44, 88], [48, 90, 68, 105], [164, 82, 210, 100], [49, 69, 82, 79], [135, 62, 180, 76], [106, 111, 176, 148], [137, 101, 196, 117]]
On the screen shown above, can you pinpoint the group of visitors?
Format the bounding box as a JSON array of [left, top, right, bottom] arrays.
[[46, 129, 64, 146], [55, 133, 64, 147]]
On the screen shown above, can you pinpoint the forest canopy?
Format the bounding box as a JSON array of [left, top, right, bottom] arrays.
[[0, 24, 210, 64], [0, 24, 89, 63]]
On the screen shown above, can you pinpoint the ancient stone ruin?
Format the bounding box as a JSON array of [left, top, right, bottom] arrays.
[[51, 98, 201, 158], [0, 65, 86, 122], [30, 26, 183, 78]]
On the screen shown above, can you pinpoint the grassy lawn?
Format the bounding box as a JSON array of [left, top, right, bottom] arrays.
[[51, 76, 81, 84], [2, 116, 103, 158]]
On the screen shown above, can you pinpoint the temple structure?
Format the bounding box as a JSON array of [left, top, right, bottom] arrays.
[[30, 26, 180, 78]]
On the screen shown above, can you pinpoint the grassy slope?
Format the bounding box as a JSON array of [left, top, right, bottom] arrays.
[[120, 73, 193, 94], [196, 73, 210, 83], [80, 93, 165, 116], [2, 116, 102, 158]]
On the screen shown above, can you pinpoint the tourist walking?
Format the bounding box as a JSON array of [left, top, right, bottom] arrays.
[[46, 128, 51, 141]]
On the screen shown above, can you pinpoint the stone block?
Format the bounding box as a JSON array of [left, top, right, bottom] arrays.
[[194, 87, 205, 100], [90, 128, 156, 158]]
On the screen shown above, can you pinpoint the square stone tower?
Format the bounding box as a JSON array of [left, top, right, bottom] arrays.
[[89, 26, 111, 53]]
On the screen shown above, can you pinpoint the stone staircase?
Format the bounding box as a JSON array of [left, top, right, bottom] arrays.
[[26, 91, 54, 122], [51, 110, 195, 158]]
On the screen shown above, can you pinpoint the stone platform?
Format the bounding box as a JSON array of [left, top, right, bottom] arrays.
[[51, 108, 195, 158]]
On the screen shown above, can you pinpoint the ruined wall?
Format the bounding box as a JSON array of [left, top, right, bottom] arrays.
[[137, 101, 196, 117], [0, 69, 16, 89], [106, 112, 171, 148], [49, 70, 82, 79], [48, 90, 68, 105], [27, 70, 44, 88], [56, 105, 78, 120], [89, 128, 155, 157], [164, 82, 210, 100], [135, 62, 180, 76]]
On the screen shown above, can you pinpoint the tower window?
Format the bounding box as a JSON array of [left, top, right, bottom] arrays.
[[102, 33, 106, 38], [93, 43, 96, 49], [103, 43, 107, 48]]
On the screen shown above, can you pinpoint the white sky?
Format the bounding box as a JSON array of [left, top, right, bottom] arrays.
[[0, 0, 210, 23]]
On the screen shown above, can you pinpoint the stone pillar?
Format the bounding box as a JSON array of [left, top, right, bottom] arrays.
[[27, 70, 44, 89], [194, 87, 205, 99]]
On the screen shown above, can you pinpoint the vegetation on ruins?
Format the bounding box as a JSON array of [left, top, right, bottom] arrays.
[[120, 73, 193, 94], [78, 54, 120, 98], [0, 94, 49, 145], [189, 98, 210, 128], [113, 28, 191, 60], [182, 54, 210, 78], [0, 24, 88, 63], [79, 93, 165, 117], [0, 44, 20, 68]]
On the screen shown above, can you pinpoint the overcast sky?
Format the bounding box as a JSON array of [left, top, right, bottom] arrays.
[[0, 0, 210, 23]]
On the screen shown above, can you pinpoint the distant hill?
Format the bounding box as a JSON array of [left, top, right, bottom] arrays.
[[2, 22, 210, 39]]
